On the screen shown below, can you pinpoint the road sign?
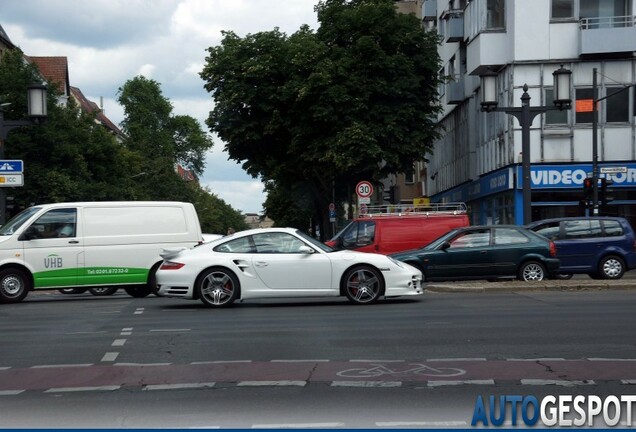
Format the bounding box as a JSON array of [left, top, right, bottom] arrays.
[[328, 202, 336, 211], [0, 160, 23, 173], [359, 203, 368, 214], [0, 174, 24, 187], [600, 166, 627, 174], [356, 181, 373, 198]]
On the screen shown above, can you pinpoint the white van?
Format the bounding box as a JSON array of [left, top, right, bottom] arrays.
[[0, 201, 203, 303]]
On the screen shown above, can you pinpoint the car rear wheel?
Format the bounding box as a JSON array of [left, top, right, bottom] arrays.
[[599, 255, 625, 279], [196, 267, 239, 307], [517, 261, 546, 282], [89, 287, 118, 296], [343, 266, 383, 305], [0, 269, 31, 303]]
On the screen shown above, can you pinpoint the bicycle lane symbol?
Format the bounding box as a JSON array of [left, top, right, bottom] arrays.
[[336, 363, 466, 379]]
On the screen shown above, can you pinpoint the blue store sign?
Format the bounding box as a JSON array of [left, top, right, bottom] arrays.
[[518, 163, 636, 189]]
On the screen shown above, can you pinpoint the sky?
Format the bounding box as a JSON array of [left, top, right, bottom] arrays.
[[1, 0, 320, 214]]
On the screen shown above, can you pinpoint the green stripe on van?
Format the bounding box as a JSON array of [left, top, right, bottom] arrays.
[[33, 267, 148, 288]]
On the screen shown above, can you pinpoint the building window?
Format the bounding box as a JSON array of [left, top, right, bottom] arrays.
[[606, 86, 630, 123], [405, 164, 415, 185], [551, 0, 574, 19], [575, 88, 597, 124], [545, 88, 569, 125], [486, 0, 505, 29]]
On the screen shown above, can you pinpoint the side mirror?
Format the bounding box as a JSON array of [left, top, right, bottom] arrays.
[[440, 241, 451, 251], [298, 245, 315, 254]]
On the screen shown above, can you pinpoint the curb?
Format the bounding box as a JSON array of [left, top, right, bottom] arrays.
[[426, 280, 636, 293]]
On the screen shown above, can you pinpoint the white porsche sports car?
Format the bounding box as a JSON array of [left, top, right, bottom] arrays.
[[156, 227, 423, 307]]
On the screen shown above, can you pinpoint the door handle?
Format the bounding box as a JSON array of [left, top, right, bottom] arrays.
[[68, 240, 79, 244], [255, 261, 268, 267]]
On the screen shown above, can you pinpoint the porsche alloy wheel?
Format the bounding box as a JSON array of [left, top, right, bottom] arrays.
[[196, 267, 239, 308], [343, 266, 383, 305]]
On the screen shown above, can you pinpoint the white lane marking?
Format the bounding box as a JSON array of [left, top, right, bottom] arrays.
[[251, 423, 344, 429], [149, 329, 191, 332], [331, 381, 401, 387], [588, 358, 636, 361], [0, 367, 10, 370], [31, 364, 93, 368], [427, 379, 495, 387], [426, 358, 487, 362], [45, 386, 120, 393], [134, 308, 144, 315], [350, 359, 404, 363], [521, 379, 595, 386], [271, 359, 330, 363], [237, 381, 306, 387], [507, 358, 566, 361], [120, 331, 132, 336], [65, 331, 107, 335], [377, 421, 468, 427], [621, 380, 636, 384], [112, 339, 126, 347], [191, 360, 252, 365], [114, 362, 171, 366], [101, 352, 119, 362], [143, 382, 216, 391], [122, 327, 133, 331], [0, 390, 25, 396]]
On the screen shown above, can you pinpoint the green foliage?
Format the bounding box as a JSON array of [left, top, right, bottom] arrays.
[[200, 0, 442, 237], [0, 50, 245, 233]]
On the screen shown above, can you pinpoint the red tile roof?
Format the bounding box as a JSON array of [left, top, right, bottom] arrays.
[[70, 86, 123, 137], [27, 56, 70, 96]]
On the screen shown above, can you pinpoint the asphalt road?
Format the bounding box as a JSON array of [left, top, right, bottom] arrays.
[[0, 288, 635, 428]]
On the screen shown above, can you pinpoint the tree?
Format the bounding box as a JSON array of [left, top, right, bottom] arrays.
[[201, 0, 442, 239]]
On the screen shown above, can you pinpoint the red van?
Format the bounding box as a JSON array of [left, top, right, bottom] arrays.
[[325, 203, 470, 255]]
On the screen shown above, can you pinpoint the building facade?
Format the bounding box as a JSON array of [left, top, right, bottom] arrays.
[[426, 0, 636, 227]]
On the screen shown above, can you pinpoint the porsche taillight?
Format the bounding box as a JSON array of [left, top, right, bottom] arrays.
[[549, 241, 557, 257], [160, 261, 185, 270]]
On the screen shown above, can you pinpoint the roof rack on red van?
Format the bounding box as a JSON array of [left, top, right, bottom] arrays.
[[359, 202, 467, 217]]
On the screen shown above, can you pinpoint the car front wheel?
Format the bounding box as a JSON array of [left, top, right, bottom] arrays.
[[517, 261, 546, 282], [0, 269, 31, 303], [599, 255, 625, 279], [343, 266, 383, 305], [196, 267, 239, 308]]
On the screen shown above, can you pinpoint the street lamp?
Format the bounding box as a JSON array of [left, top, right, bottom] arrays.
[[480, 66, 572, 225], [0, 83, 48, 224]]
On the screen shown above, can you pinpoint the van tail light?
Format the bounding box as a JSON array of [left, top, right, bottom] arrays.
[[549, 241, 557, 257], [160, 261, 185, 270]]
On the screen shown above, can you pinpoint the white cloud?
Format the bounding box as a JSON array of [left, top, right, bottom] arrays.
[[2, 0, 320, 214]]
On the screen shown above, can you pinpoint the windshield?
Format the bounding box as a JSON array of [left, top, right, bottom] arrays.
[[329, 220, 354, 242], [0, 206, 41, 235], [295, 229, 334, 253], [423, 228, 461, 250]]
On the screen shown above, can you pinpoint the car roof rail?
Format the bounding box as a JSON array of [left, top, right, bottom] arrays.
[[359, 202, 467, 218]]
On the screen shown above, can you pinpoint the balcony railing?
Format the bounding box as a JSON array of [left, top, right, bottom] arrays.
[[579, 15, 636, 55], [422, 0, 436, 21], [446, 77, 464, 104]]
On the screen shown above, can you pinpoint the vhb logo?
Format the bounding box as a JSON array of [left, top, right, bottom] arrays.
[[44, 254, 63, 269]]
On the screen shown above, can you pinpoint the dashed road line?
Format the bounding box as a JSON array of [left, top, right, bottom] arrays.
[[237, 381, 307, 387], [427, 358, 486, 362], [521, 379, 596, 386], [191, 360, 252, 365], [101, 352, 119, 362], [31, 364, 93, 368], [149, 329, 191, 332], [251, 422, 344, 429], [271, 359, 329, 363], [621, 380, 636, 384], [134, 308, 144, 315], [111, 339, 126, 347], [507, 358, 566, 361], [0, 390, 24, 396], [44, 385, 120, 393], [427, 379, 495, 387], [143, 382, 216, 391], [114, 362, 171, 366], [331, 381, 401, 387]]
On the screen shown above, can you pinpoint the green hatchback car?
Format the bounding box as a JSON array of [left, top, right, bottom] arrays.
[[390, 225, 560, 282]]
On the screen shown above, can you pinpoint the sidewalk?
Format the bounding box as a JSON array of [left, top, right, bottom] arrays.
[[426, 278, 636, 293]]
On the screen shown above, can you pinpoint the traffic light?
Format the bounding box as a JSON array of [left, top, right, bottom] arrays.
[[582, 177, 594, 208], [600, 178, 614, 206], [389, 186, 401, 204]]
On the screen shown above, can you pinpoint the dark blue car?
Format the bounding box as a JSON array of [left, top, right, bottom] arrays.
[[526, 217, 636, 279]]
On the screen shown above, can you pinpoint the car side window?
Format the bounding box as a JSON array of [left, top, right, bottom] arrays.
[[602, 220, 624, 237], [26, 208, 77, 239], [214, 237, 255, 253], [493, 228, 529, 245], [342, 221, 375, 248], [532, 222, 560, 240], [563, 220, 602, 239], [449, 229, 490, 248], [252, 232, 306, 253]]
